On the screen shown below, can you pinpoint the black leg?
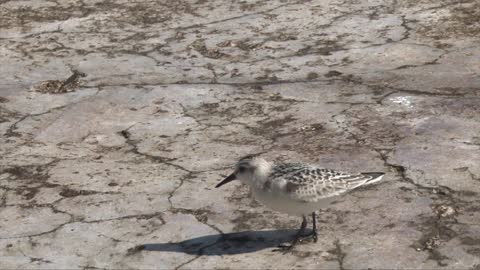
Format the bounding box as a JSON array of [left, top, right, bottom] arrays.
[[299, 212, 318, 242], [311, 212, 318, 243], [274, 215, 308, 253]]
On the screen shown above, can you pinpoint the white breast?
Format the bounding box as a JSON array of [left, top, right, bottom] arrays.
[[251, 185, 337, 216]]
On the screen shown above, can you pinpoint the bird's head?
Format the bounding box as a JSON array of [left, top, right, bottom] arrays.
[[215, 155, 272, 188]]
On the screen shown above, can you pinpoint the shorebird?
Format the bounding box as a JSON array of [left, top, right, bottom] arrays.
[[215, 155, 385, 252]]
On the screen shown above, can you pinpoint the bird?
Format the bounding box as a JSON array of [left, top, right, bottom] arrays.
[[215, 155, 385, 252]]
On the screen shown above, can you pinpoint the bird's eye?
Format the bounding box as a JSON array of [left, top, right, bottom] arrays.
[[238, 166, 248, 173]]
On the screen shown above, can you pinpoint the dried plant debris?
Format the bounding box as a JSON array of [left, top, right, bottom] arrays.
[[33, 70, 86, 94], [300, 124, 324, 132], [189, 39, 228, 59], [419, 235, 441, 251], [434, 205, 456, 218], [216, 39, 260, 51]]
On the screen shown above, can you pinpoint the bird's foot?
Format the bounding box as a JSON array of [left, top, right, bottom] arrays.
[[300, 230, 318, 243], [272, 243, 295, 254]]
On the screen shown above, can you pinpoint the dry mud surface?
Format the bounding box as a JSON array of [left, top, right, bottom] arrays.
[[1, 0, 480, 269]]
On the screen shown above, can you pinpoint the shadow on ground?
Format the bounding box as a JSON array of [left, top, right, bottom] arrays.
[[138, 229, 302, 255]]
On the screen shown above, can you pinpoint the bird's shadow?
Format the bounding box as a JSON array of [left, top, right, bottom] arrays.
[[135, 229, 302, 256]]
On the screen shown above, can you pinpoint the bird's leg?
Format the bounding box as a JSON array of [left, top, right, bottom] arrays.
[[299, 212, 318, 242], [311, 212, 318, 242], [274, 215, 308, 253]]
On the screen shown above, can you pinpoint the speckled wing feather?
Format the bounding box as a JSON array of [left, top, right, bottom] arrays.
[[270, 163, 309, 178], [274, 164, 383, 203]]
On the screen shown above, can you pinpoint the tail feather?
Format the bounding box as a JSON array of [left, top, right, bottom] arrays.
[[361, 172, 385, 185]]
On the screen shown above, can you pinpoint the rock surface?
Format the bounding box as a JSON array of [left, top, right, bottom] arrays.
[[1, 0, 479, 268]]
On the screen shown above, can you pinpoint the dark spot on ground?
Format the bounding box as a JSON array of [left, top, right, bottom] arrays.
[[325, 70, 343, 77], [1, 164, 58, 201], [466, 248, 480, 256], [249, 115, 296, 139], [0, 107, 20, 123], [30, 257, 52, 264], [59, 188, 98, 197], [171, 208, 212, 224], [460, 236, 480, 246], [217, 39, 259, 51], [250, 85, 263, 91], [300, 123, 324, 132], [199, 102, 220, 113], [307, 72, 319, 80], [190, 39, 228, 59]]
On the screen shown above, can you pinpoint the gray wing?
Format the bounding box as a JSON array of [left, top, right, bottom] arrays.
[[280, 167, 383, 203]]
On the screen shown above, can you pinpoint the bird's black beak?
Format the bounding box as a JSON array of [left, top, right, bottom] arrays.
[[215, 173, 236, 188]]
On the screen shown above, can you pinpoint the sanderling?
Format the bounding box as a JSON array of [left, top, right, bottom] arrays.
[[215, 155, 385, 252]]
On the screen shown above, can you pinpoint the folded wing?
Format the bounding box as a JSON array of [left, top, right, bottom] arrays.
[[281, 167, 384, 203]]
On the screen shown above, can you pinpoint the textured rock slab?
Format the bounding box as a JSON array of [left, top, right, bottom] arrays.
[[0, 206, 71, 239], [1, 0, 480, 269]]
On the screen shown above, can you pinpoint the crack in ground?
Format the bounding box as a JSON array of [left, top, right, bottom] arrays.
[[4, 90, 100, 139], [78, 265, 107, 270], [119, 128, 192, 173], [5, 112, 49, 138], [170, 207, 223, 235], [372, 148, 467, 266], [329, 105, 473, 268], [167, 172, 192, 208], [79, 77, 479, 101], [166, 171, 225, 235], [84, 212, 165, 224], [169, 1, 306, 32], [0, 211, 165, 240], [333, 240, 346, 270], [18, 249, 53, 266], [0, 203, 74, 240]]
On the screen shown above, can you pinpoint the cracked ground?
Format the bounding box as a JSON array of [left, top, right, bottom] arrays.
[[1, 0, 480, 269]]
